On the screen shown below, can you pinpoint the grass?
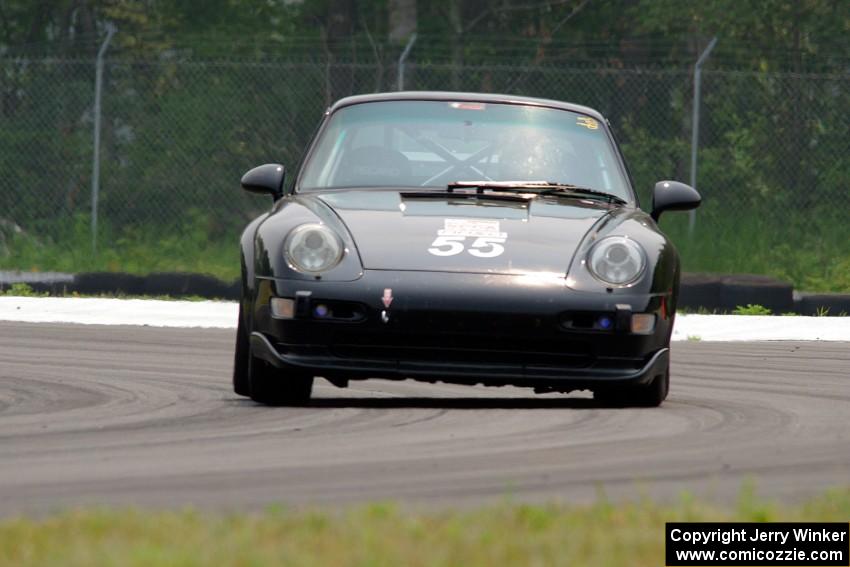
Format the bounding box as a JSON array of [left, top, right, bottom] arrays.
[[1, 283, 47, 297], [813, 306, 847, 317], [1, 284, 214, 301], [661, 206, 850, 293], [732, 304, 773, 316], [1, 488, 848, 567], [0, 213, 239, 282]]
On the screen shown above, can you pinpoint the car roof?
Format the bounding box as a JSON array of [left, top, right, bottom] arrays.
[[329, 91, 607, 122]]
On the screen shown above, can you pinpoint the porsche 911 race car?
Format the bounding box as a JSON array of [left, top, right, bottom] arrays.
[[233, 92, 700, 407]]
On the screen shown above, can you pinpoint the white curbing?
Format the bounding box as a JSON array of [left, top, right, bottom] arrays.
[[0, 297, 238, 329], [1, 297, 849, 341], [670, 314, 850, 342]]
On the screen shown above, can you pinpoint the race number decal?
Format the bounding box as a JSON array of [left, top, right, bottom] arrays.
[[428, 235, 466, 256], [428, 219, 508, 257]]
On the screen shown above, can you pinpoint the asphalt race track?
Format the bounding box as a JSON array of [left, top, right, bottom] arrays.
[[1, 321, 848, 516]]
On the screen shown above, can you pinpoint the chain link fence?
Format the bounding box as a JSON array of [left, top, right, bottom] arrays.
[[1, 52, 848, 286]]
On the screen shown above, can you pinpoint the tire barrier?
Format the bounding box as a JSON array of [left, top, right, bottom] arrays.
[[718, 273, 795, 314], [679, 273, 797, 314], [678, 273, 723, 312], [793, 293, 850, 317], [0, 271, 241, 300], [73, 272, 148, 296]]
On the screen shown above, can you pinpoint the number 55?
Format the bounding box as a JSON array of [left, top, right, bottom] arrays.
[[468, 237, 506, 258], [428, 235, 466, 256]]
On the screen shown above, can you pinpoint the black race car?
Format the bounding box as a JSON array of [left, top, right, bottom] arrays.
[[233, 92, 700, 407]]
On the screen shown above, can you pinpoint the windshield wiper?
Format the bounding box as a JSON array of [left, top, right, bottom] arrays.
[[400, 189, 531, 204], [447, 181, 627, 205]]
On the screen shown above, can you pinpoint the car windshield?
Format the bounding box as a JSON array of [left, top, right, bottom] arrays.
[[298, 100, 632, 201]]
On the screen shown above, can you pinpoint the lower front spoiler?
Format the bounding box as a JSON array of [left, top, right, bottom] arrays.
[[250, 332, 669, 391]]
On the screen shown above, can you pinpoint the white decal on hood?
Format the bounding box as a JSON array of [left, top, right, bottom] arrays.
[[438, 218, 507, 238], [428, 219, 507, 257]]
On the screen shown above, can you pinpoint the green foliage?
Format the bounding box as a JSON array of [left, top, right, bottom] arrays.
[[619, 119, 688, 207], [803, 257, 850, 293], [732, 304, 773, 316], [0, 1, 847, 291], [0, 213, 238, 281], [3, 0, 845, 71], [3, 283, 45, 297], [660, 202, 850, 293], [0, 489, 848, 567]]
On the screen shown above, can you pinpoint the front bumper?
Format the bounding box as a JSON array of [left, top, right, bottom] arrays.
[[250, 270, 674, 390], [252, 331, 668, 390]]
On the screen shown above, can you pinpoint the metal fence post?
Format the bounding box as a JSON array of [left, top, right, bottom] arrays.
[[689, 36, 717, 235], [397, 33, 417, 91], [91, 24, 116, 254]]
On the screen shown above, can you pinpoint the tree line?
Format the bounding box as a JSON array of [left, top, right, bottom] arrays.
[[1, 1, 846, 71]]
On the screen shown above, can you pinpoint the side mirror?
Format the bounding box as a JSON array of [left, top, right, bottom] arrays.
[[241, 164, 285, 199], [651, 180, 701, 222]]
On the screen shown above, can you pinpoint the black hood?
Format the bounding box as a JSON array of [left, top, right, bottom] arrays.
[[315, 190, 613, 276]]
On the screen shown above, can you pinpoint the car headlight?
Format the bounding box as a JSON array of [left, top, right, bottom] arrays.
[[284, 224, 344, 273], [587, 236, 646, 286]]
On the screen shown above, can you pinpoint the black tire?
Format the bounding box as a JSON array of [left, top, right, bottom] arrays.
[[248, 355, 314, 406], [233, 305, 251, 397], [595, 364, 669, 408]]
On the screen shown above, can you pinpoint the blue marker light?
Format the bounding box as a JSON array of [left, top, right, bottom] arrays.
[[314, 304, 329, 318], [598, 316, 613, 330]]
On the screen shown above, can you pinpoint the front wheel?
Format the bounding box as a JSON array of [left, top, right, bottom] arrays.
[[248, 355, 314, 406], [595, 364, 669, 408]]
